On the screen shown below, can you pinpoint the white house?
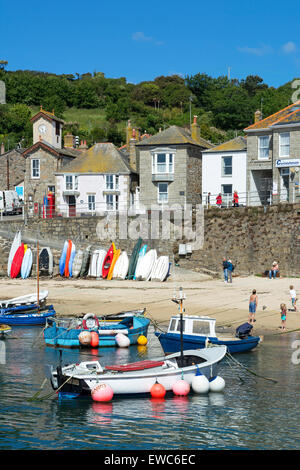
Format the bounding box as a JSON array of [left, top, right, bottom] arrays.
[[55, 142, 138, 216], [202, 136, 247, 207]]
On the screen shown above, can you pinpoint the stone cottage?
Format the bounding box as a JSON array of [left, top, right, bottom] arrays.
[[134, 116, 213, 210]]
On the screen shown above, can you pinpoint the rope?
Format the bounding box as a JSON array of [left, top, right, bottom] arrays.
[[225, 351, 277, 383], [28, 372, 75, 402]]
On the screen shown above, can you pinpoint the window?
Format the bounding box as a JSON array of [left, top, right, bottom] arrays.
[[31, 159, 40, 178], [222, 156, 232, 176], [192, 321, 211, 335], [88, 194, 95, 211], [176, 319, 185, 333], [222, 184, 232, 195], [106, 174, 119, 190], [48, 186, 55, 194], [258, 136, 269, 159], [279, 132, 290, 157], [152, 153, 174, 174], [66, 175, 73, 190], [105, 194, 119, 211], [158, 183, 168, 203], [55, 121, 60, 136]]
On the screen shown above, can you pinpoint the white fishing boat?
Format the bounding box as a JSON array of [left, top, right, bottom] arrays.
[[0, 290, 49, 308], [50, 345, 227, 397]]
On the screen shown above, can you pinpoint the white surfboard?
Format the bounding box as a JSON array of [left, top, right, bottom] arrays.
[[20, 248, 33, 279], [7, 231, 21, 277], [80, 245, 91, 277], [137, 249, 157, 281], [96, 249, 107, 277], [151, 256, 169, 281]]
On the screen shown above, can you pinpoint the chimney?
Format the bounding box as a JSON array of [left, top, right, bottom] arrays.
[[254, 110, 262, 123], [126, 119, 133, 149], [0, 142, 5, 155], [64, 133, 75, 148], [79, 140, 88, 150], [129, 128, 137, 171], [191, 115, 201, 142]]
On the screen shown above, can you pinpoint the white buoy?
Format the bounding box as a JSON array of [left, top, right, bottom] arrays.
[[191, 373, 210, 394], [209, 376, 225, 392], [115, 333, 130, 348]]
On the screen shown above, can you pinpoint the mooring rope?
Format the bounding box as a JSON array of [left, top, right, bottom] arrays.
[[225, 351, 277, 383]]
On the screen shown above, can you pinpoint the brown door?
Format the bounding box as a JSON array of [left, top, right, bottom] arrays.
[[68, 195, 76, 217]]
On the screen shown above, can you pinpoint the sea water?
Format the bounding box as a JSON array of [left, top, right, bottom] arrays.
[[0, 325, 299, 450]]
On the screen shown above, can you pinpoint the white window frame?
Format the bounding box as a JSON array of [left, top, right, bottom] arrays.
[[152, 152, 174, 174], [258, 136, 270, 159], [105, 194, 119, 211], [31, 159, 40, 179], [279, 132, 290, 157], [65, 175, 73, 190], [106, 174, 119, 191], [88, 194, 96, 212], [157, 182, 168, 203], [221, 156, 232, 176]]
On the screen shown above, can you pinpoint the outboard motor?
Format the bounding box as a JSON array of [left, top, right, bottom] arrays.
[[235, 322, 253, 339]]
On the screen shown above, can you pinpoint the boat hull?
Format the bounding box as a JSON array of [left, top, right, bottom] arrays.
[[51, 346, 227, 397], [0, 306, 56, 326], [155, 332, 260, 354], [44, 316, 150, 348]]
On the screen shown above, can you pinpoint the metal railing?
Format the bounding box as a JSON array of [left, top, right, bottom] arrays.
[[202, 190, 273, 208]]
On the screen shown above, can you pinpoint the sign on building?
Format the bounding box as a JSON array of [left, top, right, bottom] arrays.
[[276, 159, 300, 168]]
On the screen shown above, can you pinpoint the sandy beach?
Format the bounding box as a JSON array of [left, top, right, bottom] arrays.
[[1, 267, 300, 336]]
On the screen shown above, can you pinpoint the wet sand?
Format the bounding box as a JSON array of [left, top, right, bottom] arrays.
[[1, 268, 300, 336]]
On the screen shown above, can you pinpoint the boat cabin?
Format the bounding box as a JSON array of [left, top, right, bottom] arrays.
[[167, 315, 217, 338]]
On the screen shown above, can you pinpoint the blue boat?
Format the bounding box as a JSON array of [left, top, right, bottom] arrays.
[[43, 311, 150, 348], [0, 305, 56, 326], [155, 315, 261, 354]]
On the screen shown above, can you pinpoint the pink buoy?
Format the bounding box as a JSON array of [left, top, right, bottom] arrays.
[[172, 379, 190, 396], [91, 383, 114, 402]]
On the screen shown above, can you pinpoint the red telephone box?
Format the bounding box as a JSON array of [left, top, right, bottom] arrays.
[[47, 191, 55, 218]]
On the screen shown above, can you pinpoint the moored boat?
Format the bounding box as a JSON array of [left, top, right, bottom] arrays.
[[0, 290, 49, 308], [155, 315, 261, 354], [0, 304, 56, 326], [44, 311, 150, 348], [50, 345, 227, 398]]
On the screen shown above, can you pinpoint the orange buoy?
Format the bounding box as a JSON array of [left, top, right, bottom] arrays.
[[90, 331, 99, 348], [137, 335, 148, 346], [150, 382, 166, 399], [91, 383, 114, 402]]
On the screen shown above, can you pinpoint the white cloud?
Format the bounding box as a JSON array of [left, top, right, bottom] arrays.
[[237, 44, 273, 56], [282, 41, 296, 54], [132, 31, 164, 46]]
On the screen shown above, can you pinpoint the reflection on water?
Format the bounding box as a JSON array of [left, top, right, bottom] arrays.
[[0, 325, 299, 449]]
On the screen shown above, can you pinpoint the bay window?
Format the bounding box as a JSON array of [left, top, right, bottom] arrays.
[[152, 153, 174, 174]]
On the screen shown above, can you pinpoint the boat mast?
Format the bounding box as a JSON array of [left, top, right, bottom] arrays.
[[172, 287, 186, 367], [37, 239, 39, 310]]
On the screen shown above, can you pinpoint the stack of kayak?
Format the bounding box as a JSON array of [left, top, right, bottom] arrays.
[[7, 231, 53, 279]]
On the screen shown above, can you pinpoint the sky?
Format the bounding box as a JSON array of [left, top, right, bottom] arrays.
[[1, 0, 300, 88]]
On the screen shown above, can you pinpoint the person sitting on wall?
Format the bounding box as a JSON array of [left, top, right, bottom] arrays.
[[233, 190, 239, 207], [269, 261, 279, 279], [216, 193, 222, 208]]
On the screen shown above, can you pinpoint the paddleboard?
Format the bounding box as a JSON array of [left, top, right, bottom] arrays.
[[72, 250, 83, 278], [127, 237, 143, 279], [68, 242, 76, 277], [107, 249, 121, 280], [59, 240, 69, 276], [151, 256, 169, 281], [20, 247, 33, 279], [102, 244, 114, 278], [10, 243, 25, 279], [112, 251, 129, 279], [133, 244, 147, 280], [137, 249, 157, 281], [39, 247, 52, 274], [96, 249, 107, 277], [7, 231, 21, 277], [64, 240, 73, 277]]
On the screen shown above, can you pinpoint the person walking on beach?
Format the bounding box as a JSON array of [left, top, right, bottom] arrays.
[[289, 285, 297, 311], [280, 303, 287, 330], [223, 258, 229, 283], [249, 289, 258, 324], [233, 190, 239, 207], [227, 259, 234, 283], [269, 261, 279, 279]]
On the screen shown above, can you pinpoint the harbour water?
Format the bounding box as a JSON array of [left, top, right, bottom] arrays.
[[0, 325, 299, 450]]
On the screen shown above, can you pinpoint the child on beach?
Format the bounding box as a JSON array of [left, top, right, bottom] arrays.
[[248, 289, 258, 324], [280, 303, 287, 330], [289, 285, 297, 311]]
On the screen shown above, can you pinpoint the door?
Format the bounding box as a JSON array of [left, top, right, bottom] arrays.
[[68, 195, 76, 217], [280, 168, 289, 202]]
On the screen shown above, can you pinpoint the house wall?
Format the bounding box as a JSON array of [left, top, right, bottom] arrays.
[[202, 151, 247, 204], [56, 173, 130, 215], [0, 150, 26, 190], [33, 117, 62, 148]]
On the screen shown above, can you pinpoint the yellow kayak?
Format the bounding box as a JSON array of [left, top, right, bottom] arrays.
[[107, 249, 121, 280]]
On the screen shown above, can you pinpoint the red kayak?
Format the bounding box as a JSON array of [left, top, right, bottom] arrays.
[[102, 245, 114, 278], [64, 240, 72, 277], [10, 243, 25, 278]]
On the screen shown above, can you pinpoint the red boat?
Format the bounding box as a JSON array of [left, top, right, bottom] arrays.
[[64, 240, 72, 277], [10, 243, 25, 278], [102, 245, 114, 278]]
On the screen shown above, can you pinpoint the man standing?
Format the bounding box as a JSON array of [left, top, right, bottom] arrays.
[[223, 258, 229, 283], [227, 259, 234, 283]]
